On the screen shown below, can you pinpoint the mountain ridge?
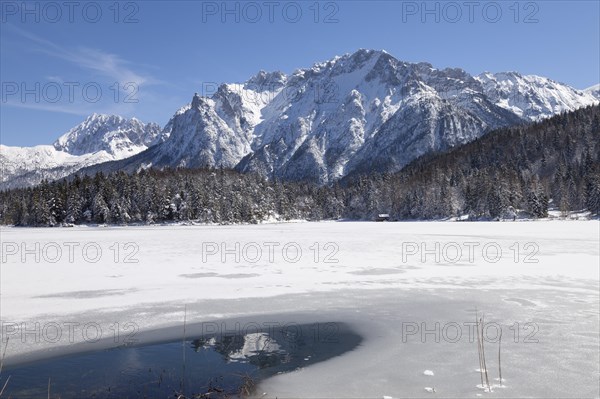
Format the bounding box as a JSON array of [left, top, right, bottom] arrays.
[[84, 49, 595, 183], [2, 49, 598, 187], [1, 114, 165, 189]]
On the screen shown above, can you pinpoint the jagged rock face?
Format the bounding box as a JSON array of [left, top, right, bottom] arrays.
[[1, 114, 165, 189], [234, 49, 525, 183]]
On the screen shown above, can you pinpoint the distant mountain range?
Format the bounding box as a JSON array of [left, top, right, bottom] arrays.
[[585, 83, 600, 99], [0, 114, 164, 189], [2, 49, 598, 188]]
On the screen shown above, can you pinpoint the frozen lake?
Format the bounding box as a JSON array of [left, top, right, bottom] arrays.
[[0, 221, 598, 398]]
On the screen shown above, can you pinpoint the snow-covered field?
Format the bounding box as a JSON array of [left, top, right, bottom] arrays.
[[1, 221, 598, 397]]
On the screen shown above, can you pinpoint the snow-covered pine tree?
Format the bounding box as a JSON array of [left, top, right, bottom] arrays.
[[92, 192, 110, 223]]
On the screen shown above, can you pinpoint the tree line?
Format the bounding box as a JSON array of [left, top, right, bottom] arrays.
[[1, 105, 598, 226]]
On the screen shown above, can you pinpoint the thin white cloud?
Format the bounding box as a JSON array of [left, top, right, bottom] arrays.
[[2, 98, 137, 117], [2, 100, 90, 116], [2, 24, 162, 117], [4, 24, 158, 87], [44, 76, 66, 84]]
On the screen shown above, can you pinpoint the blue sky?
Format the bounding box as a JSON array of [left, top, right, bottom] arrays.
[[1, 0, 599, 146]]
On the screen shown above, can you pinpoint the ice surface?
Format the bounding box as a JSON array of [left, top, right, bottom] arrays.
[[0, 221, 598, 397]]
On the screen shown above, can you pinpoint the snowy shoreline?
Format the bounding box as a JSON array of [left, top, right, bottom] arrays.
[[1, 212, 597, 230]]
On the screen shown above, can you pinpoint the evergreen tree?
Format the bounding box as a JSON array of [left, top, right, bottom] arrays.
[[585, 174, 600, 216], [92, 193, 110, 223]]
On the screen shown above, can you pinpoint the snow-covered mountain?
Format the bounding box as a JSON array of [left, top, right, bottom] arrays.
[[476, 72, 599, 121], [585, 83, 600, 100], [1, 114, 164, 189], [53, 114, 166, 157], [85, 49, 597, 184], [7, 50, 599, 187]]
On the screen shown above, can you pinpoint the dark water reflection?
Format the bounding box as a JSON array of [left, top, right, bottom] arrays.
[[2, 322, 362, 398]]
